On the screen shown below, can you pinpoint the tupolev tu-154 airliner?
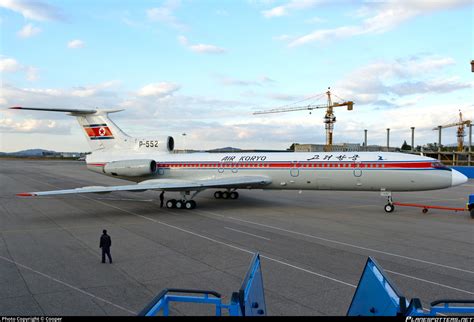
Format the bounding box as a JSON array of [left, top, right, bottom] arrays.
[[11, 107, 468, 212]]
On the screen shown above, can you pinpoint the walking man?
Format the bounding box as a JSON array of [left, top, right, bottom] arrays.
[[159, 191, 165, 208], [100, 229, 112, 264]]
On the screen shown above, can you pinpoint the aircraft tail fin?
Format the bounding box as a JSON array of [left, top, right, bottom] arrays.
[[9, 107, 131, 151]]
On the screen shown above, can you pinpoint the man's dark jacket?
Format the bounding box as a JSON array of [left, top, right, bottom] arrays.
[[100, 234, 112, 249]]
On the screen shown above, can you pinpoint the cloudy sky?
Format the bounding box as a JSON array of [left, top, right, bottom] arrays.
[[0, 0, 472, 152]]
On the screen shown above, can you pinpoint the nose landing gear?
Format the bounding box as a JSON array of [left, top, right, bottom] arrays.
[[382, 191, 395, 213], [384, 202, 395, 213]]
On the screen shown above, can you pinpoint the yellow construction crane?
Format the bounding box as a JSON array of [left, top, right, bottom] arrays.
[[433, 110, 472, 152], [253, 88, 354, 151]]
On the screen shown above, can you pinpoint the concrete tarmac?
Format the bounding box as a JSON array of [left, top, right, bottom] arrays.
[[0, 160, 473, 316]]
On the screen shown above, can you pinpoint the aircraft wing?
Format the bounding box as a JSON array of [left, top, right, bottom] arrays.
[[16, 176, 272, 197]]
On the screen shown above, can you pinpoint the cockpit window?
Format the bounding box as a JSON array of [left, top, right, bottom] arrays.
[[432, 162, 451, 171]]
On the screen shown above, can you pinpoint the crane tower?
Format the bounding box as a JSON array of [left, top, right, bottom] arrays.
[[432, 110, 472, 152], [254, 88, 354, 151]]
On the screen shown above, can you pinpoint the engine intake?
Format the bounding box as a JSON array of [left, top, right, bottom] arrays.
[[104, 159, 156, 177]]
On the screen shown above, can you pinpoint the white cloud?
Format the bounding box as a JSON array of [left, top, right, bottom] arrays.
[[390, 77, 472, 96], [215, 74, 275, 87], [0, 0, 65, 21], [288, 0, 471, 46], [262, 0, 322, 18], [147, 0, 187, 30], [190, 44, 227, 54], [67, 39, 85, 49], [305, 16, 325, 24], [0, 57, 39, 81], [17, 23, 41, 38], [335, 55, 471, 106], [137, 82, 181, 97], [0, 57, 21, 72], [263, 5, 287, 17], [266, 92, 301, 101], [0, 82, 122, 111], [178, 36, 227, 54], [25, 66, 39, 81], [71, 80, 121, 97], [0, 117, 70, 134]]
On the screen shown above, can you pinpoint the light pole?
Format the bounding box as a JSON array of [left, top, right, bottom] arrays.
[[386, 128, 390, 152], [364, 129, 367, 151], [182, 133, 187, 153]]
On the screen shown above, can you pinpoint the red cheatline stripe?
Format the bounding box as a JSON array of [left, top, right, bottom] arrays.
[[87, 161, 434, 169], [17, 193, 36, 197], [155, 161, 434, 169]]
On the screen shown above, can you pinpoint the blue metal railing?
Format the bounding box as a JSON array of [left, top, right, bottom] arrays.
[[139, 253, 266, 316], [138, 289, 224, 316]]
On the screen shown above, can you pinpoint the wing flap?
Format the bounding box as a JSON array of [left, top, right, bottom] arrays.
[[16, 176, 272, 197]]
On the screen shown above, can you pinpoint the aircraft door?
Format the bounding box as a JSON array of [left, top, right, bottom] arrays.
[[353, 161, 362, 177], [218, 162, 224, 173], [232, 164, 238, 173], [290, 161, 299, 177]]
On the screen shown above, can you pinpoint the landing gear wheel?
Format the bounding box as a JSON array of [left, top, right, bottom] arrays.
[[222, 191, 230, 199], [422, 208, 428, 214], [384, 204, 394, 213], [185, 200, 196, 209], [175, 200, 184, 209], [214, 191, 222, 199], [166, 199, 176, 209], [230, 191, 239, 199]]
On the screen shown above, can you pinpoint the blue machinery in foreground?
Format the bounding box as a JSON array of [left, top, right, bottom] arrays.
[[347, 257, 474, 316], [139, 253, 266, 316], [140, 253, 474, 316]]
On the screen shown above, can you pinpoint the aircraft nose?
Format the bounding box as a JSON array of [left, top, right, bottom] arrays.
[[451, 169, 468, 186]]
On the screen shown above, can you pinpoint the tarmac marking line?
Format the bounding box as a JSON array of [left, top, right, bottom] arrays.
[[17, 177, 474, 298], [87, 197, 358, 289], [385, 270, 474, 296], [196, 209, 474, 275], [90, 198, 474, 294], [224, 227, 271, 241], [0, 255, 137, 315], [347, 205, 378, 208]]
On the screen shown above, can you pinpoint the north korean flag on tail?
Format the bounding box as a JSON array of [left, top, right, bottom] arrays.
[[83, 124, 114, 140]]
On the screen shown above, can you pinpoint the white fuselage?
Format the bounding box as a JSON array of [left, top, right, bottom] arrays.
[[86, 151, 458, 192]]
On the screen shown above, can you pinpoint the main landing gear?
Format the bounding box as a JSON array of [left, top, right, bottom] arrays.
[[214, 190, 239, 200], [166, 191, 199, 210], [166, 199, 196, 209]]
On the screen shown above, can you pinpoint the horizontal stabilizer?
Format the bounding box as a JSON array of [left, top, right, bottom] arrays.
[[9, 106, 124, 115], [10, 106, 129, 151]]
